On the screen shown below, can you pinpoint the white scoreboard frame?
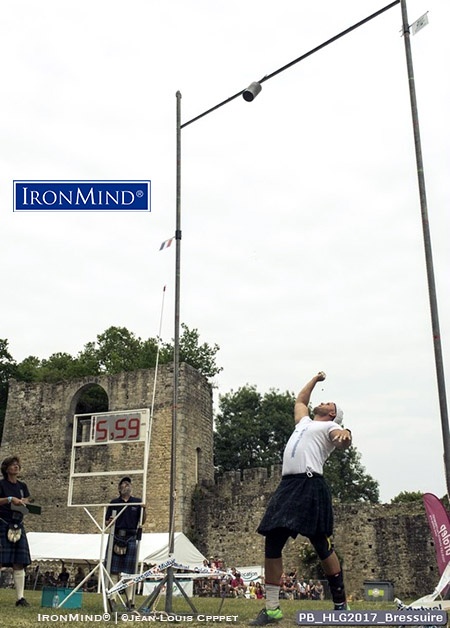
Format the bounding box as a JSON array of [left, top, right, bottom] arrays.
[[68, 408, 151, 507]]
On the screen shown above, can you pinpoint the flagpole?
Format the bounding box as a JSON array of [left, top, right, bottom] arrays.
[[400, 0, 450, 497]]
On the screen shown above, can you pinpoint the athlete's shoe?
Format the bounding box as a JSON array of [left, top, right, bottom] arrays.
[[334, 602, 350, 610], [249, 607, 283, 625], [15, 597, 30, 607]]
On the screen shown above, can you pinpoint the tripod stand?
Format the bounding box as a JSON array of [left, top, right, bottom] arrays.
[[53, 505, 139, 612], [138, 565, 199, 616]]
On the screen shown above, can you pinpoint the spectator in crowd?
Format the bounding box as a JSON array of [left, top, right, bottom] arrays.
[[230, 571, 247, 598], [219, 573, 230, 597], [198, 580, 213, 596], [44, 571, 57, 587], [74, 566, 85, 588], [280, 573, 295, 600], [57, 566, 70, 587], [248, 581, 257, 599], [210, 577, 221, 597], [210, 556, 219, 569], [309, 579, 318, 600], [296, 577, 308, 600], [315, 580, 325, 600], [84, 574, 98, 592], [255, 582, 265, 600]]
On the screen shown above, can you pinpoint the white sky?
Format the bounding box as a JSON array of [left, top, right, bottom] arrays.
[[1, 1, 449, 504]]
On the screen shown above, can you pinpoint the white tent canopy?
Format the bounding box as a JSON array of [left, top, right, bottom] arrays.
[[27, 532, 205, 568], [140, 532, 205, 567]]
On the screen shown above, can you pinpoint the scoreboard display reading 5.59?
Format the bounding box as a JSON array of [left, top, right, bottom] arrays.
[[93, 412, 144, 443]]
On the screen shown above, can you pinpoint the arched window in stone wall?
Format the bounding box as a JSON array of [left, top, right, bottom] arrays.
[[65, 383, 109, 447], [73, 384, 109, 415]]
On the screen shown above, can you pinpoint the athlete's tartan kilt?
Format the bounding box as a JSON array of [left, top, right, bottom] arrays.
[[257, 473, 334, 539], [106, 536, 138, 575], [0, 519, 32, 567]]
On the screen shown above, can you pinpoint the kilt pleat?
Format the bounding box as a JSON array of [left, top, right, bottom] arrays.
[[257, 474, 334, 538]]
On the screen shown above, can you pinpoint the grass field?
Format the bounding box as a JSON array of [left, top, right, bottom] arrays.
[[0, 589, 410, 628]]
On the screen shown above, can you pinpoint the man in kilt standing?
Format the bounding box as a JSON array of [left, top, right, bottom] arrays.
[[0, 455, 32, 607], [250, 372, 352, 625], [105, 477, 145, 601]]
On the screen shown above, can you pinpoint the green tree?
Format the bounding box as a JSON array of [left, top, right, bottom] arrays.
[[137, 337, 168, 370], [5, 324, 221, 384], [76, 341, 102, 375], [1, 325, 221, 444], [214, 385, 263, 470], [324, 447, 379, 503], [38, 352, 85, 382], [15, 355, 41, 381], [214, 386, 295, 471], [14, 350, 99, 383], [214, 385, 380, 503], [91, 324, 220, 378], [390, 490, 423, 504], [95, 326, 143, 374], [178, 324, 222, 380]]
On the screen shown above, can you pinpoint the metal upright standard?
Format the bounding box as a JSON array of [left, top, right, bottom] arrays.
[[399, 0, 450, 496], [164, 0, 449, 615]]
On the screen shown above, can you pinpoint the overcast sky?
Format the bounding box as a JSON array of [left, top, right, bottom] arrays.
[[1, 1, 449, 504]]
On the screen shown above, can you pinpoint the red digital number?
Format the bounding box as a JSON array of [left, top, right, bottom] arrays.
[[128, 417, 140, 440], [95, 418, 108, 442], [94, 414, 141, 442], [114, 417, 127, 441]]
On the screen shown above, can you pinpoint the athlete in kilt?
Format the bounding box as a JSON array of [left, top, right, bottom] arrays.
[[0, 455, 32, 607], [250, 372, 352, 625], [105, 477, 145, 594]]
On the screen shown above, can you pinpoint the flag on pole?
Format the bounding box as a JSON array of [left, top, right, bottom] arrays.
[[159, 237, 174, 251], [411, 12, 429, 35]]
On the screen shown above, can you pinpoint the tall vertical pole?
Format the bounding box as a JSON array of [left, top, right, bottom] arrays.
[[400, 1, 450, 495], [166, 90, 182, 612]]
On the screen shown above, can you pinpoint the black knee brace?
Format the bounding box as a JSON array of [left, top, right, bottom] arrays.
[[326, 570, 346, 605]]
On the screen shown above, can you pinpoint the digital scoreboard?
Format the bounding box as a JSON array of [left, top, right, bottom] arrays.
[[75, 409, 149, 445], [94, 412, 141, 442]]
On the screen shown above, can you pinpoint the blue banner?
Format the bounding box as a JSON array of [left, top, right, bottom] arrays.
[[13, 180, 151, 212]]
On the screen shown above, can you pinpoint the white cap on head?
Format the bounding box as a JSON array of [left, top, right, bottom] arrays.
[[334, 405, 344, 425]]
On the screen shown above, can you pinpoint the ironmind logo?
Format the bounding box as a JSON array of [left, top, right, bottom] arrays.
[[13, 180, 151, 212]]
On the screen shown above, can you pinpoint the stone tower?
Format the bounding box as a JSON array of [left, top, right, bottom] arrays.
[[0, 363, 213, 534]]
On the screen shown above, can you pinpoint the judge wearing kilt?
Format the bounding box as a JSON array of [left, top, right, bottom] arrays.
[[105, 477, 145, 578], [0, 455, 32, 607]]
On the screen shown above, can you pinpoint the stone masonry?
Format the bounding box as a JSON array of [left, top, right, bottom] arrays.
[[0, 364, 214, 534], [1, 365, 440, 598], [191, 467, 438, 599]]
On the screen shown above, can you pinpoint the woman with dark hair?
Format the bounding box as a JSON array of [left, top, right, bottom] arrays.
[[0, 455, 32, 607]]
